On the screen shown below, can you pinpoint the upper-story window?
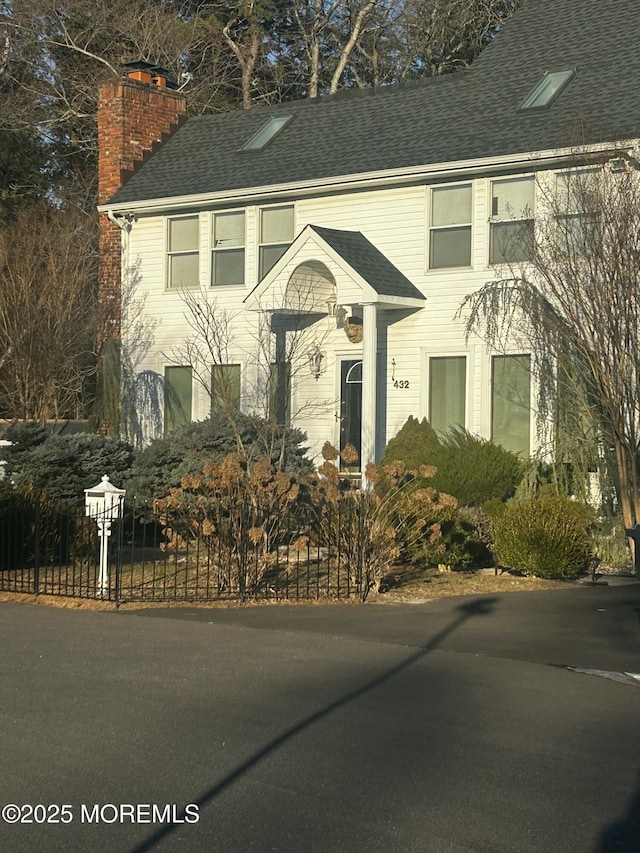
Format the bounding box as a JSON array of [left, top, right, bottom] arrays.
[[259, 205, 294, 279], [212, 211, 245, 286], [429, 184, 472, 269], [489, 176, 535, 265], [555, 169, 599, 252], [241, 116, 292, 151], [167, 215, 199, 288]]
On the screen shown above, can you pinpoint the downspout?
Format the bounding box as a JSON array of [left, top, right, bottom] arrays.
[[106, 209, 135, 329], [101, 211, 134, 435]]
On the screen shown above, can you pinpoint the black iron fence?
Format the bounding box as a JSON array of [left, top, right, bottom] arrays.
[[0, 493, 366, 604]]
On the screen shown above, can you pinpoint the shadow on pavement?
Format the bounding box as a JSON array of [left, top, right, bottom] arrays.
[[129, 596, 498, 852], [596, 770, 640, 852]]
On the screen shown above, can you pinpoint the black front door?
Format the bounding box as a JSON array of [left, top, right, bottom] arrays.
[[340, 359, 362, 468]]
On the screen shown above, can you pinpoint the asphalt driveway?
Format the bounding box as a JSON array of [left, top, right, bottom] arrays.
[[0, 584, 638, 852]]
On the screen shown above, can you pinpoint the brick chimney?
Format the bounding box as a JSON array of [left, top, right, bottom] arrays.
[[98, 63, 187, 341]]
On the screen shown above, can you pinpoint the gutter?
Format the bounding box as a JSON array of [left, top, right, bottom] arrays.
[[97, 142, 633, 217]]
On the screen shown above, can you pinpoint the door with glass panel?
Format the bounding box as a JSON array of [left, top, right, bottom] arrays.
[[339, 360, 362, 469]]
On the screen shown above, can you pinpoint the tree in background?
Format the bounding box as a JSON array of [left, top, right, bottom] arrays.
[[3, 0, 242, 207], [0, 0, 523, 423], [0, 202, 98, 421], [1, 0, 523, 209]]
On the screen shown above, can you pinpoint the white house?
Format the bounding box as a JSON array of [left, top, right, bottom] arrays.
[[97, 0, 640, 473]]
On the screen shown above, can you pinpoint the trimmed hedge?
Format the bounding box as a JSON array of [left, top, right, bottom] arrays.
[[489, 497, 593, 578]]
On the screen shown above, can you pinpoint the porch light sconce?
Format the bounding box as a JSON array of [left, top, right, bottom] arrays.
[[307, 345, 325, 381]]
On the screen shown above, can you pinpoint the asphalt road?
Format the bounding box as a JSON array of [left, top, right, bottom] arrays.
[[0, 584, 639, 853]]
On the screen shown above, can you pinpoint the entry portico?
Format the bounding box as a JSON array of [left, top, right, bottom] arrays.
[[245, 225, 425, 477]]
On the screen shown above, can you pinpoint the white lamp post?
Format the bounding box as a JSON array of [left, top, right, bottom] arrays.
[[84, 475, 126, 596]]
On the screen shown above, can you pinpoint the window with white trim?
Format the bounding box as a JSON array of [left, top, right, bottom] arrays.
[[429, 356, 466, 435], [164, 366, 192, 433], [211, 364, 241, 416], [555, 169, 599, 252], [259, 205, 294, 279], [489, 177, 535, 265], [167, 216, 199, 288], [212, 211, 245, 286], [491, 354, 531, 456], [429, 184, 472, 269]]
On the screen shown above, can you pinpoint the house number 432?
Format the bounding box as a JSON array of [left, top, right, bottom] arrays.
[[393, 379, 410, 389]]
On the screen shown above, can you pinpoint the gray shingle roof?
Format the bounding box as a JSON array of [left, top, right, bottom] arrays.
[[108, 0, 640, 206], [309, 226, 424, 300]]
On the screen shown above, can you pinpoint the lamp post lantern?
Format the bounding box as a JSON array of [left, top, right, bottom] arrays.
[[84, 475, 126, 596]]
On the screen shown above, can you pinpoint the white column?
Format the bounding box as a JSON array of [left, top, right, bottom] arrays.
[[361, 302, 377, 487]]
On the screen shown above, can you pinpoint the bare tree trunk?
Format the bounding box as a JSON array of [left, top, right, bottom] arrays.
[[329, 0, 378, 94], [222, 19, 261, 110]]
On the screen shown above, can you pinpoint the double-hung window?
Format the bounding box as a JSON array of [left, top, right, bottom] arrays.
[[212, 211, 245, 286], [259, 205, 294, 279], [555, 169, 599, 253], [429, 356, 466, 436], [429, 184, 472, 269], [489, 177, 535, 265], [167, 216, 199, 288]]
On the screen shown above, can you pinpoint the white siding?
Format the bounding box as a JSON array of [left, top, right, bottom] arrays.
[[125, 171, 539, 459]]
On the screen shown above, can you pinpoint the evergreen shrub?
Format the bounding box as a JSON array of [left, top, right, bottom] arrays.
[[128, 413, 313, 503], [416, 504, 492, 569], [380, 417, 524, 506], [1, 432, 134, 509], [490, 497, 593, 578]]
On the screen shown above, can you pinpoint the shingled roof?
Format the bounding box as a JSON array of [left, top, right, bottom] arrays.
[[107, 0, 640, 207], [309, 226, 424, 300]]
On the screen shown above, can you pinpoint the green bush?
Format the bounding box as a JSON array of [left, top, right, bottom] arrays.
[[380, 417, 524, 506], [490, 497, 593, 578], [2, 432, 134, 509], [371, 457, 492, 570], [128, 413, 313, 503], [437, 427, 525, 505], [411, 504, 492, 569], [380, 416, 441, 473]]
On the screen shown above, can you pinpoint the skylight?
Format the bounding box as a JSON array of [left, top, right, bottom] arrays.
[[240, 116, 292, 151], [521, 69, 575, 110]]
